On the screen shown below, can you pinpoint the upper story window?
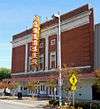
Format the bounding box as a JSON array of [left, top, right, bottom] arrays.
[[40, 43, 44, 48], [50, 52, 56, 69], [38, 54, 44, 70], [28, 57, 37, 71], [50, 39, 56, 45], [28, 57, 32, 71]]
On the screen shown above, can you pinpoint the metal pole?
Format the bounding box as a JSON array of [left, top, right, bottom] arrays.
[[58, 12, 61, 69], [59, 70, 62, 106], [90, 102, 92, 109], [52, 12, 62, 106], [54, 87, 56, 100], [72, 91, 75, 107], [57, 12, 62, 106]]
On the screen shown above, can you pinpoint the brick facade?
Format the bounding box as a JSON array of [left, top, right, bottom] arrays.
[[61, 23, 93, 67], [12, 45, 25, 73], [10, 4, 96, 100], [11, 4, 94, 74]]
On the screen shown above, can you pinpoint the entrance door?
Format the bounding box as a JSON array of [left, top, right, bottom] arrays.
[[92, 85, 100, 100]]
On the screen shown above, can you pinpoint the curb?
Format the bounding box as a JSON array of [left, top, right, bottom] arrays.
[[0, 99, 49, 108]]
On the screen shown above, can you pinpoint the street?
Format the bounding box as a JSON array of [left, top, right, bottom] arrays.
[[0, 100, 47, 109]]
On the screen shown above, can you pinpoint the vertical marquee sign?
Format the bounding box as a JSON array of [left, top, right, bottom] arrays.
[[31, 16, 40, 68]]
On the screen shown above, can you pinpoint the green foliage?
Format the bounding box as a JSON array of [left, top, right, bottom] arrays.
[[47, 80, 57, 89], [27, 81, 39, 91], [0, 67, 11, 80]]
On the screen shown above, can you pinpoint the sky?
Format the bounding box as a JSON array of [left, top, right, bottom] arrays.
[[0, 0, 100, 69]]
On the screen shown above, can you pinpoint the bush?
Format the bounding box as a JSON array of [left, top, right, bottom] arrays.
[[49, 99, 59, 106], [49, 99, 66, 107], [74, 102, 90, 109], [49, 99, 54, 105], [62, 100, 65, 106], [54, 100, 59, 106], [92, 103, 100, 109], [49, 101, 100, 109]]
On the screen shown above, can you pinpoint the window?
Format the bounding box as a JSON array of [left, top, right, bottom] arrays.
[[28, 55, 44, 71], [39, 54, 44, 70], [28, 57, 32, 71], [28, 57, 37, 71], [40, 43, 44, 48], [50, 52, 56, 69], [50, 39, 55, 45]]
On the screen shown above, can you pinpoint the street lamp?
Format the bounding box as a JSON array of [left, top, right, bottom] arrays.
[[52, 12, 62, 106]]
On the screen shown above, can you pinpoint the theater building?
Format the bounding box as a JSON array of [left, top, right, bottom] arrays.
[[11, 4, 96, 100]]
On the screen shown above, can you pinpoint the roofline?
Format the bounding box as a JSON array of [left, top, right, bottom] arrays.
[[12, 4, 89, 40]]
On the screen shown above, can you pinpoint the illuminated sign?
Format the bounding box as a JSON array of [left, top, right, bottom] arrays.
[[31, 16, 40, 68]]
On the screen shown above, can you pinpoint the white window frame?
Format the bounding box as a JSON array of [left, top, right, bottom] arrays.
[[50, 52, 56, 69], [39, 54, 44, 70], [28, 57, 32, 71], [28, 57, 37, 71]]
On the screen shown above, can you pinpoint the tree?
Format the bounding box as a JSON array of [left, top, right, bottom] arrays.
[[0, 67, 11, 80], [47, 80, 57, 99], [27, 81, 39, 93], [95, 69, 100, 88]]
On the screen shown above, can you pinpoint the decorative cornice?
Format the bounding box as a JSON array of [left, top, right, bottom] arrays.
[[11, 69, 57, 76], [11, 65, 91, 76], [12, 34, 32, 48]]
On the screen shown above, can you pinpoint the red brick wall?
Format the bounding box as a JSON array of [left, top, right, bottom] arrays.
[[61, 22, 94, 67], [12, 5, 94, 73], [27, 42, 32, 71], [12, 45, 25, 73]]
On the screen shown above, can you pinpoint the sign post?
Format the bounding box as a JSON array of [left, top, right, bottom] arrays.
[[69, 70, 78, 107]]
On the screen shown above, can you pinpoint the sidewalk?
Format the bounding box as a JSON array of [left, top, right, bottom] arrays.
[[0, 96, 49, 108]]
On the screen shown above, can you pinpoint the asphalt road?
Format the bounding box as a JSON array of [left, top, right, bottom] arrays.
[[0, 100, 45, 109]]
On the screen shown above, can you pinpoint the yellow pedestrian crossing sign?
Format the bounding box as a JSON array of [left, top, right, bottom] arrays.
[[69, 73, 78, 86], [69, 70, 78, 91]]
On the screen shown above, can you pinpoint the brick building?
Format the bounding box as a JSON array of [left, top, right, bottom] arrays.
[[11, 4, 96, 100]]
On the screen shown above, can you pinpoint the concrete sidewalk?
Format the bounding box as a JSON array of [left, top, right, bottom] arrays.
[[0, 96, 49, 108], [0, 96, 34, 100]]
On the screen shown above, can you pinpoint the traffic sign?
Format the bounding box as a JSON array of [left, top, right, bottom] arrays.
[[70, 85, 77, 91], [69, 73, 78, 86]]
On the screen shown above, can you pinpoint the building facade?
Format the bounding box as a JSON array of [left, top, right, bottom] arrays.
[[95, 23, 100, 69], [11, 4, 96, 100]]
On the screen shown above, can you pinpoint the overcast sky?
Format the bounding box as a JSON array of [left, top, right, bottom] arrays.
[[0, 0, 99, 68]]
